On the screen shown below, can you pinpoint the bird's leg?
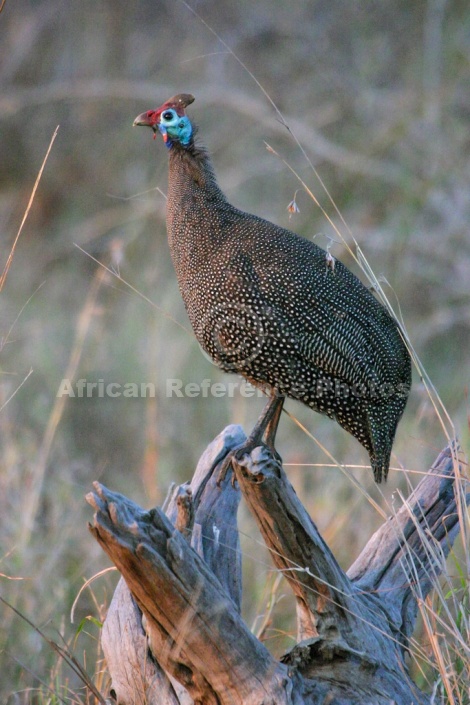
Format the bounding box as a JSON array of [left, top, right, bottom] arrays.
[[217, 392, 284, 485], [247, 391, 284, 455]]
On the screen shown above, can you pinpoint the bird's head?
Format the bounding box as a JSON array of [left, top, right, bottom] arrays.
[[133, 93, 195, 148]]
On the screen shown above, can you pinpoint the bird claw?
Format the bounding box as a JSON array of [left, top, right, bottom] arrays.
[[215, 394, 284, 487], [216, 442, 283, 487], [216, 447, 244, 487]]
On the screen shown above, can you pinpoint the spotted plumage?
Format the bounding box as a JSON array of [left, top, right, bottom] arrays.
[[134, 94, 411, 482]]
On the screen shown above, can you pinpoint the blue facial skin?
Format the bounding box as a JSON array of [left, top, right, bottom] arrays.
[[158, 109, 192, 148]]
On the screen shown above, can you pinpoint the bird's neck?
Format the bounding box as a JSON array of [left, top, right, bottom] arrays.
[[166, 139, 230, 250], [168, 139, 222, 194]]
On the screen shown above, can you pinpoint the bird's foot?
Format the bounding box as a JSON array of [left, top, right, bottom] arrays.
[[217, 392, 285, 486], [216, 441, 282, 487], [216, 448, 240, 487]]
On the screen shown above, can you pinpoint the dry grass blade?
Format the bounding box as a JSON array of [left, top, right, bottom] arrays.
[[74, 242, 192, 336], [20, 265, 107, 549], [7, 653, 68, 704], [70, 566, 117, 624], [390, 450, 470, 702], [0, 126, 59, 293], [0, 367, 33, 413], [252, 573, 285, 641], [0, 597, 107, 704], [284, 407, 387, 519]]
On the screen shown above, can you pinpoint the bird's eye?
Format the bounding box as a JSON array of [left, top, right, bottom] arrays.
[[162, 111, 173, 121]]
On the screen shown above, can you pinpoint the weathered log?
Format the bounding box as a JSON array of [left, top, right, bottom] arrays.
[[87, 428, 468, 705], [98, 426, 246, 705], [100, 576, 185, 705], [91, 427, 294, 705]]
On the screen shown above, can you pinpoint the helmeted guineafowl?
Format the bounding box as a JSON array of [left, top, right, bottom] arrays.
[[134, 93, 411, 482]]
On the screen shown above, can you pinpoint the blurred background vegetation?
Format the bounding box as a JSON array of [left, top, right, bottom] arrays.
[[1, 0, 469, 702]]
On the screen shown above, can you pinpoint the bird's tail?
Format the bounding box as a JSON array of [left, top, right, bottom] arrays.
[[370, 445, 393, 484], [367, 400, 407, 483]]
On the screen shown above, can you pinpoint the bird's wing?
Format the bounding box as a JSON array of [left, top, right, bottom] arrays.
[[226, 237, 402, 391]]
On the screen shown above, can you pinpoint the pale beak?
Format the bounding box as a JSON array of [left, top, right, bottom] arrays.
[[133, 110, 158, 128]]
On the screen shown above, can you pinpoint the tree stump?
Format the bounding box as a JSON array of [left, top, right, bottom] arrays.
[[87, 425, 468, 704]]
